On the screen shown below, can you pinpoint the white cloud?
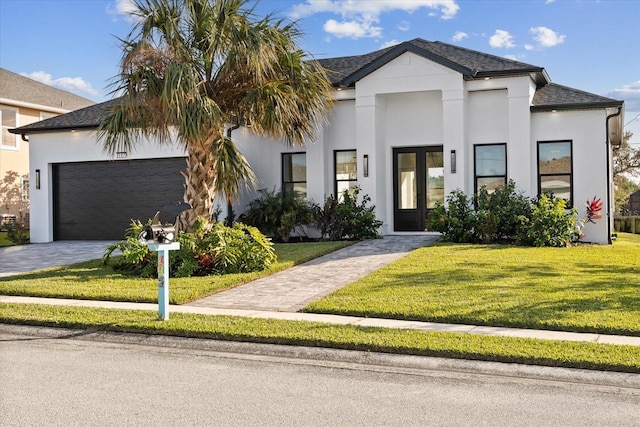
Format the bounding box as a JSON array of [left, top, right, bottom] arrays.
[[290, 0, 459, 39], [380, 39, 401, 49], [607, 80, 640, 111], [452, 31, 468, 42], [107, 0, 138, 22], [524, 44, 534, 51], [545, 0, 556, 4], [530, 26, 566, 47], [290, 0, 460, 20], [504, 54, 518, 61], [398, 21, 410, 31], [489, 30, 515, 48], [21, 71, 99, 98], [323, 19, 382, 38]]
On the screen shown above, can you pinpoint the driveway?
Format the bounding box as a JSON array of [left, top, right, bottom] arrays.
[[0, 241, 116, 277]]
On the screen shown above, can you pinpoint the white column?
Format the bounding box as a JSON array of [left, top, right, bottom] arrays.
[[442, 89, 467, 194]]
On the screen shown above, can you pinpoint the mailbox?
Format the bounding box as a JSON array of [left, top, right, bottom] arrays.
[[138, 203, 191, 244]]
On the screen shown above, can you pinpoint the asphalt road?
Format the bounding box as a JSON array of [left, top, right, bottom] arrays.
[[1, 327, 639, 426]]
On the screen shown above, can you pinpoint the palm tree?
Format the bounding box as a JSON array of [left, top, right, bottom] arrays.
[[98, 0, 333, 229]]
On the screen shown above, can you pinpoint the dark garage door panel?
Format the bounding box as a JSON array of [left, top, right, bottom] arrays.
[[53, 158, 186, 240]]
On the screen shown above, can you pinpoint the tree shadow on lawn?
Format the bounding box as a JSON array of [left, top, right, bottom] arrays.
[[308, 261, 640, 336]]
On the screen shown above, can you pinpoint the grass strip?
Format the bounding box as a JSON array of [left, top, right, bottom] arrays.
[[306, 233, 640, 336], [1, 302, 639, 374], [0, 241, 350, 304]]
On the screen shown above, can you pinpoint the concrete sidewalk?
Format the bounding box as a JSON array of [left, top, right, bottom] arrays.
[[2, 295, 639, 347]]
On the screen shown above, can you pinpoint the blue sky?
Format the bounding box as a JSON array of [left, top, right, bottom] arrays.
[[1, 0, 638, 145]]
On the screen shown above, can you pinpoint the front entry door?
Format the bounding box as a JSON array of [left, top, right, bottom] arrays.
[[393, 146, 444, 231]]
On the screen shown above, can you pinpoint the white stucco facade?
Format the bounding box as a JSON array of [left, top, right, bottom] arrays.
[[26, 50, 620, 244]]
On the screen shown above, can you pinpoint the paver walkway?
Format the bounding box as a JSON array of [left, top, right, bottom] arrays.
[[188, 235, 439, 312], [0, 241, 116, 277]]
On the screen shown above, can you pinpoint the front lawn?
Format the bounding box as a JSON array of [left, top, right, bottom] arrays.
[[0, 241, 349, 304], [2, 303, 639, 373], [306, 233, 640, 336]]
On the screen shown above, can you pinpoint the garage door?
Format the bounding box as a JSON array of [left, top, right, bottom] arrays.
[[53, 158, 186, 240]]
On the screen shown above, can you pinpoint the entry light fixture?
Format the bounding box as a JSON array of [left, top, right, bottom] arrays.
[[450, 150, 456, 174], [363, 154, 369, 177], [35, 169, 41, 189]]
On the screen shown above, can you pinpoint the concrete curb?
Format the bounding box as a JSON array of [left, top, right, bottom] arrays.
[[2, 323, 639, 390]]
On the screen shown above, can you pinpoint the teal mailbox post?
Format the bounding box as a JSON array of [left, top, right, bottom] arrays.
[[138, 204, 191, 320], [148, 242, 180, 320]]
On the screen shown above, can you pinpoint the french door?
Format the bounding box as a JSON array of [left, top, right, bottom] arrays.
[[393, 146, 444, 231]]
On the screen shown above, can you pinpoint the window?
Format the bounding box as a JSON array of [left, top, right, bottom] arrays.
[[334, 150, 357, 199], [282, 152, 307, 198], [538, 141, 572, 206], [1, 107, 18, 149], [426, 150, 444, 209], [21, 177, 29, 202], [474, 143, 506, 193]]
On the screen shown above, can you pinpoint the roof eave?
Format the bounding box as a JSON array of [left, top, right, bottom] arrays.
[[8, 124, 99, 135], [470, 68, 549, 86], [530, 100, 624, 112]]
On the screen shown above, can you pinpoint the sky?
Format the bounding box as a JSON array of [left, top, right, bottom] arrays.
[[0, 0, 638, 145]]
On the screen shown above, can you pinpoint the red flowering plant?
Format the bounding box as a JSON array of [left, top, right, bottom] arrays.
[[574, 196, 603, 241]]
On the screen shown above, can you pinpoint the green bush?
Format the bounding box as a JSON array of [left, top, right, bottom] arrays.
[[239, 188, 316, 242], [475, 180, 531, 242], [516, 194, 577, 247], [102, 218, 276, 277], [317, 186, 383, 240], [427, 190, 477, 243], [5, 223, 29, 245], [428, 183, 584, 247]]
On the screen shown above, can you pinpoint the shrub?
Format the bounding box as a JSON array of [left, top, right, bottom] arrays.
[[102, 218, 276, 277], [516, 194, 577, 247], [317, 186, 383, 240], [427, 190, 477, 243], [5, 223, 29, 245], [239, 188, 316, 242], [475, 180, 531, 241]]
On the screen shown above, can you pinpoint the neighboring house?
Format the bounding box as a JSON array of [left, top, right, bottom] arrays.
[[0, 68, 94, 227], [622, 189, 640, 215], [13, 39, 624, 243]]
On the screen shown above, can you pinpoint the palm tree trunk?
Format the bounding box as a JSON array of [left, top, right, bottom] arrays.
[[178, 136, 217, 231]]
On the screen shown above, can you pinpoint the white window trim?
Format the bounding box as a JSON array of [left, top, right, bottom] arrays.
[[1, 106, 20, 151]]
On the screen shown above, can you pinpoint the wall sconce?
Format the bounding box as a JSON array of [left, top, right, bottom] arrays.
[[450, 150, 456, 174], [363, 154, 369, 177], [35, 169, 41, 189]]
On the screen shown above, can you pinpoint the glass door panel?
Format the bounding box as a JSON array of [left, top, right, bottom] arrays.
[[397, 153, 417, 209]]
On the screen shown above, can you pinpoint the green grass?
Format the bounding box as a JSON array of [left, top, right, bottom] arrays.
[[1, 302, 639, 373], [0, 241, 349, 304], [306, 233, 640, 336], [0, 232, 14, 247]]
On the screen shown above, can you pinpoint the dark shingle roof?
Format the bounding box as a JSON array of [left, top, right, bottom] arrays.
[[10, 98, 120, 134], [0, 68, 95, 111], [12, 38, 623, 134], [531, 83, 623, 111], [318, 38, 548, 87]]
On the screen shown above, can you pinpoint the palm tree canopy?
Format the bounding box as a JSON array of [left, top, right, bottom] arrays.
[[98, 0, 333, 220]]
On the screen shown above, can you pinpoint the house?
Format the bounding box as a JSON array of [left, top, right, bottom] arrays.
[[12, 39, 624, 243], [0, 68, 94, 227], [622, 189, 640, 215]]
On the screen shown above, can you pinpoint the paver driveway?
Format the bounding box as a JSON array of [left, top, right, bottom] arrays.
[[0, 241, 116, 277]]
